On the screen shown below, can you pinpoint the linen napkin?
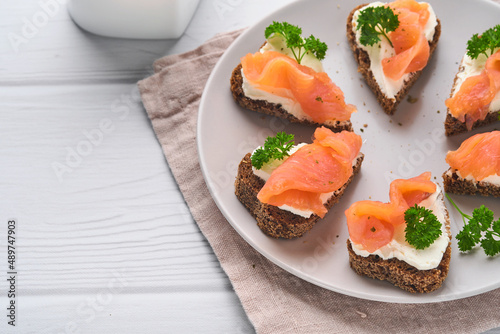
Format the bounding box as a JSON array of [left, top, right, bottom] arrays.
[[138, 30, 500, 334]]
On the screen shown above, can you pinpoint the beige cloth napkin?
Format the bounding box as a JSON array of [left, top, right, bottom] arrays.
[[138, 30, 500, 334]]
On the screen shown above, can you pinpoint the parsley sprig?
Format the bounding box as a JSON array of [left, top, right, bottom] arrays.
[[356, 6, 399, 48], [446, 194, 500, 256], [467, 24, 500, 59], [404, 204, 442, 250], [251, 132, 295, 170], [265, 21, 328, 64]]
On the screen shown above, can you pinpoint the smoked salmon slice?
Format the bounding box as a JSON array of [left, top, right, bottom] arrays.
[[382, 0, 431, 81], [256, 127, 362, 218], [389, 171, 436, 208], [389, 0, 430, 28], [241, 51, 356, 123], [445, 50, 500, 130], [388, 171, 436, 225], [345, 200, 396, 253], [445, 131, 500, 181], [345, 172, 436, 253]]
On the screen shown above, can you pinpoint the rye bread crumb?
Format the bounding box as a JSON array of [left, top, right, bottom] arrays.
[[347, 192, 451, 293], [235, 153, 364, 239], [346, 3, 441, 115], [443, 168, 500, 197]]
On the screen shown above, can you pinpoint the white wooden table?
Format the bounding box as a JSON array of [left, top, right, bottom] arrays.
[[0, 0, 498, 333]]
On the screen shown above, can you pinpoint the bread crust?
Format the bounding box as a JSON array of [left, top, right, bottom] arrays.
[[347, 192, 452, 293], [230, 63, 353, 133], [444, 111, 499, 137], [346, 3, 441, 115], [234, 152, 364, 239], [443, 168, 500, 197]]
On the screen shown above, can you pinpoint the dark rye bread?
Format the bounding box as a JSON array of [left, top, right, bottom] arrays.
[[230, 64, 353, 133], [347, 193, 452, 293], [445, 112, 499, 137], [346, 3, 441, 115], [444, 60, 500, 136], [443, 168, 500, 197], [235, 152, 364, 239]]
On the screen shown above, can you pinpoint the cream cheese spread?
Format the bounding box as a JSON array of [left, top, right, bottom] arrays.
[[350, 185, 450, 270], [241, 71, 311, 122], [450, 47, 500, 113], [260, 35, 324, 73], [351, 2, 438, 99], [252, 143, 307, 182], [252, 144, 361, 218], [446, 169, 500, 187]]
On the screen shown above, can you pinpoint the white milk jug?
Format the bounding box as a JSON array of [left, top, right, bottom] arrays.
[[67, 0, 200, 39]]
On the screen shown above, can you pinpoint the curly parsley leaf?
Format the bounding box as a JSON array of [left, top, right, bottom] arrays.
[[265, 21, 328, 63], [447, 194, 500, 256], [356, 6, 399, 48], [456, 223, 480, 252], [472, 205, 495, 231], [466, 24, 500, 59], [404, 204, 442, 250], [481, 231, 500, 257], [251, 132, 295, 170], [303, 35, 327, 61], [493, 219, 500, 234]]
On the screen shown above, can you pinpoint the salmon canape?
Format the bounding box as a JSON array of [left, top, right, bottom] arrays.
[[347, 0, 441, 115], [240, 51, 356, 125], [345, 172, 451, 293], [235, 127, 363, 239], [444, 25, 500, 136], [231, 21, 356, 132], [443, 131, 500, 197]]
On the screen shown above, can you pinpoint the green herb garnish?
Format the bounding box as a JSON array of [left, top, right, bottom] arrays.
[[251, 132, 295, 170], [404, 204, 442, 250], [466, 24, 500, 59], [447, 194, 500, 256], [265, 21, 328, 64], [356, 6, 399, 48]]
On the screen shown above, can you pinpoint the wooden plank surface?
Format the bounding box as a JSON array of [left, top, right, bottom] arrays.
[[0, 0, 294, 332]]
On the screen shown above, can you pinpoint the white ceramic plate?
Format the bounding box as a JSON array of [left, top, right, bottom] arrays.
[[197, 0, 500, 303]]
